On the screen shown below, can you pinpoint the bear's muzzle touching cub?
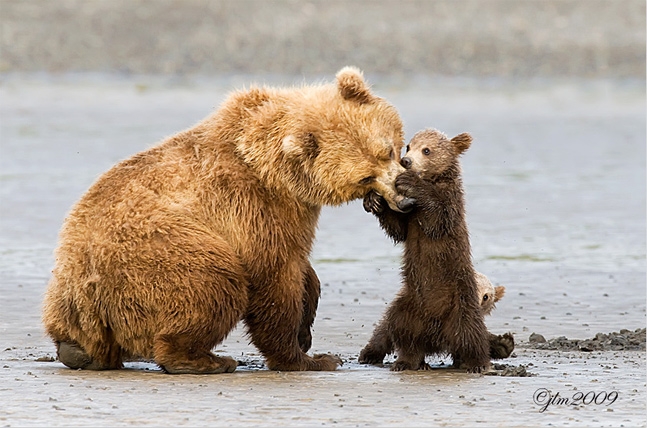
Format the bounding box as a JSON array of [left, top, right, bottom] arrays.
[[359, 128, 514, 372], [42, 67, 407, 374]]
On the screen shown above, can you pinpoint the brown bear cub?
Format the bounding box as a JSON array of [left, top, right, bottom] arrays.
[[359, 129, 513, 372]]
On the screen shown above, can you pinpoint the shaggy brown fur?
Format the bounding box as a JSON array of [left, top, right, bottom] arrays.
[[358, 129, 512, 372], [42, 67, 408, 374], [359, 270, 514, 369], [453, 272, 513, 368]]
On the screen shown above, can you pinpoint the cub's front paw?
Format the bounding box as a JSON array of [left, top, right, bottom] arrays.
[[363, 190, 385, 214], [490, 332, 515, 359], [396, 197, 417, 213], [395, 171, 423, 199]]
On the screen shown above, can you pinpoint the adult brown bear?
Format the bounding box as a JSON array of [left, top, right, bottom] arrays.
[[43, 67, 408, 374]]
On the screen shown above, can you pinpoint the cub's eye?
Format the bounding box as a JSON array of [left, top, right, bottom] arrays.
[[359, 176, 376, 185], [389, 148, 394, 160], [422, 148, 431, 156], [405, 146, 410, 153], [483, 295, 489, 301]]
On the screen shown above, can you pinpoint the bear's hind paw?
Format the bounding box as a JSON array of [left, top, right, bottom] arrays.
[[161, 354, 237, 375], [57, 341, 114, 370], [358, 347, 386, 365], [311, 353, 343, 370]]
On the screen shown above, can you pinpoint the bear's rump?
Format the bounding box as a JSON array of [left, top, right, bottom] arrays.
[[48, 213, 249, 359]]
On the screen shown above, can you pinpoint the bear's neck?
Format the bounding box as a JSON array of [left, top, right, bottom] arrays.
[[185, 88, 326, 236]]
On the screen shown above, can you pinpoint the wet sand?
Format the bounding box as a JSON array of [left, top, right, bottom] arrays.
[[0, 75, 645, 426]]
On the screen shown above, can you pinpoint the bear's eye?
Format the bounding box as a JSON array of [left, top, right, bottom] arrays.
[[389, 148, 394, 160], [483, 294, 489, 301], [359, 176, 376, 185], [422, 148, 431, 156], [405, 146, 410, 153]]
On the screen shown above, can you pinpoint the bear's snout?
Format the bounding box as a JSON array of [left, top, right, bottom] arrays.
[[401, 157, 412, 169], [396, 196, 416, 213]]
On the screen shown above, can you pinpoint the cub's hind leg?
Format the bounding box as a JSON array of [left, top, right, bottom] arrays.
[[359, 319, 393, 365]]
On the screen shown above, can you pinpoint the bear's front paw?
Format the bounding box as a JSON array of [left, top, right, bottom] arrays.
[[358, 346, 386, 365], [363, 190, 385, 214], [419, 361, 432, 371], [395, 171, 423, 199], [466, 364, 489, 374], [490, 332, 515, 359], [391, 360, 418, 371]]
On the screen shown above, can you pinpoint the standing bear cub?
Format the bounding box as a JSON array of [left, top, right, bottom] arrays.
[[359, 129, 512, 372], [42, 67, 408, 374]]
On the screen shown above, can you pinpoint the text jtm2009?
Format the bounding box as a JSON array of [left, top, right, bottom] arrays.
[[533, 388, 618, 412]]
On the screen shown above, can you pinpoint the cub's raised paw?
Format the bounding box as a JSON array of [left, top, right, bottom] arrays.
[[490, 332, 515, 359], [396, 196, 417, 213], [395, 171, 423, 199]]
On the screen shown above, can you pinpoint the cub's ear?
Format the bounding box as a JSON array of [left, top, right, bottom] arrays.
[[336, 66, 373, 104], [451, 132, 472, 154], [494, 286, 506, 303]]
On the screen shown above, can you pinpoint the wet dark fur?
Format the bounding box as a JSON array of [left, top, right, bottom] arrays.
[[359, 158, 492, 372]]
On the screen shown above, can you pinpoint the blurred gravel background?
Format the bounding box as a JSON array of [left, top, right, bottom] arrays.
[[1, 0, 645, 79]]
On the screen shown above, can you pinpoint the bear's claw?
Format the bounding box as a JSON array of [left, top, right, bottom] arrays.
[[363, 191, 385, 214]]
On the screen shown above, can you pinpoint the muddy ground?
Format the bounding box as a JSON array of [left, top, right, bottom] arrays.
[[0, 75, 645, 426]]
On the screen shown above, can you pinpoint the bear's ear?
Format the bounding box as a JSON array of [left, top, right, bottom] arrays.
[[336, 66, 373, 104], [494, 286, 505, 303], [451, 132, 472, 154]]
